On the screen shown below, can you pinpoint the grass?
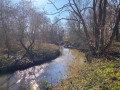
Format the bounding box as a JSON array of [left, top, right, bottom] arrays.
[[55, 59, 120, 90], [54, 41, 120, 90], [33, 43, 59, 55], [0, 43, 60, 74]]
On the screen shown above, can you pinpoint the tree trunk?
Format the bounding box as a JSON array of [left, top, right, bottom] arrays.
[[100, 0, 107, 52], [116, 25, 119, 41], [20, 40, 34, 61], [102, 8, 120, 52]]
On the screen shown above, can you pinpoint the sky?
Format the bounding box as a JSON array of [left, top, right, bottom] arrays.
[[12, 0, 69, 23]]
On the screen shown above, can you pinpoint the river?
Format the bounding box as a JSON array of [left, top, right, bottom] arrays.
[[0, 47, 86, 90]]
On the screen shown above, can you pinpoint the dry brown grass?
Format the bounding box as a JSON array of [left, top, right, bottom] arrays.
[[33, 43, 59, 54]]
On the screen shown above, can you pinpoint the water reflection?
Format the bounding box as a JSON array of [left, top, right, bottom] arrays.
[[0, 48, 85, 90]]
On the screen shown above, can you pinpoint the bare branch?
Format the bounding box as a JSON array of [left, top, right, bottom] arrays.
[[48, 0, 70, 11], [52, 17, 79, 25]]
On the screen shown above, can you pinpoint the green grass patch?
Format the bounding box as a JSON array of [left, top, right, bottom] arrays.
[[55, 58, 120, 90]]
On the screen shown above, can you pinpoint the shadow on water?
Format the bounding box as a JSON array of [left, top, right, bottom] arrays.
[[0, 47, 85, 90]]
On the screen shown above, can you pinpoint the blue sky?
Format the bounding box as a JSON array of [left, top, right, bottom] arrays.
[[12, 0, 69, 23]]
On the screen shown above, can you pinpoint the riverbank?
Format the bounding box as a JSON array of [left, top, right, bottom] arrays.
[[63, 41, 89, 53], [55, 41, 120, 90], [0, 43, 60, 75]]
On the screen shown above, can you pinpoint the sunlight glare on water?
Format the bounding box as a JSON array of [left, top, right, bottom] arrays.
[[0, 48, 85, 90]]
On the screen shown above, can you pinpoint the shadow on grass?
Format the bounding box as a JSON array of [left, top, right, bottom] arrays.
[[109, 52, 120, 58]]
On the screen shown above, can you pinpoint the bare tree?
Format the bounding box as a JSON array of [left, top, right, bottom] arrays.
[[48, 0, 120, 56], [0, 0, 14, 58], [15, 0, 38, 61]]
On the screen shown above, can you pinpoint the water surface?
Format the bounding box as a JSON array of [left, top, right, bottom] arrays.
[[0, 48, 85, 90]]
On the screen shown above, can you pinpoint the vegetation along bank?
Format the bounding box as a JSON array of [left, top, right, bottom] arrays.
[[0, 43, 60, 75]]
